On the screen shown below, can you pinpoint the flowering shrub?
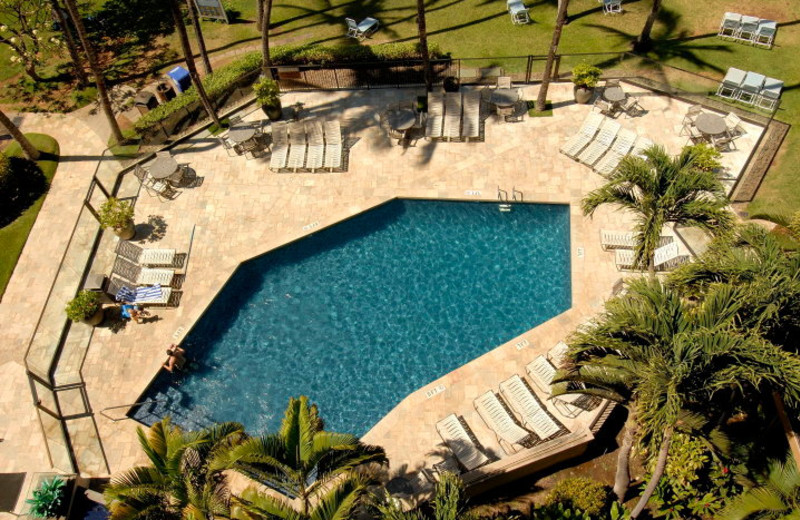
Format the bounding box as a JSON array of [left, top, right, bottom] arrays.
[[0, 0, 63, 81]]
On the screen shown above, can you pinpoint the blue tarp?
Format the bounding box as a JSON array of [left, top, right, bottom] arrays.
[[167, 66, 191, 93]]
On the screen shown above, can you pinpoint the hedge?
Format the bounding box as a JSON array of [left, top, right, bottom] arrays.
[[134, 42, 447, 133]]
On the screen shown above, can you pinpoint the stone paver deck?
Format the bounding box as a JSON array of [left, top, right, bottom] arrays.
[[0, 81, 763, 501]]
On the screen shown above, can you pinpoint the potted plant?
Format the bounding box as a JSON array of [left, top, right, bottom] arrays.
[[443, 76, 460, 92], [98, 197, 135, 239], [26, 477, 66, 518], [65, 290, 103, 326], [571, 63, 602, 104], [253, 77, 282, 121]]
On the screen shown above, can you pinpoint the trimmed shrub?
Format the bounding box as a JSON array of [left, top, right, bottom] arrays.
[[0, 154, 47, 227], [683, 142, 722, 172], [544, 477, 611, 517], [134, 42, 447, 134]]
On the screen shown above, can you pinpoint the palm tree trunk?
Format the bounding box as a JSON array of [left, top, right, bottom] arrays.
[[630, 428, 673, 519], [0, 108, 39, 160], [613, 417, 635, 503], [772, 391, 800, 469], [416, 0, 432, 92], [558, 0, 570, 24], [169, 0, 222, 128], [48, 0, 88, 86], [260, 0, 273, 78], [186, 0, 212, 75], [257, 0, 264, 28], [535, 0, 569, 111], [62, 0, 124, 144], [632, 0, 663, 52]]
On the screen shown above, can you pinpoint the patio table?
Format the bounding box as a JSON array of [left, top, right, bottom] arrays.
[[149, 155, 179, 180], [491, 88, 518, 108], [386, 109, 417, 130], [228, 125, 257, 143], [603, 86, 626, 103], [694, 113, 727, 136]]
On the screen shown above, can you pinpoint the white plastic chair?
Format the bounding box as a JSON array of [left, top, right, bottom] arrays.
[[737, 71, 766, 105], [715, 67, 746, 100], [603, 0, 622, 15], [345, 18, 359, 39], [754, 20, 777, 48], [736, 15, 760, 42], [756, 77, 783, 111], [718, 12, 741, 38]]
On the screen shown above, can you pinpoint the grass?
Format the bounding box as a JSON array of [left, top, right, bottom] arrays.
[[527, 100, 554, 117], [0, 134, 60, 297]]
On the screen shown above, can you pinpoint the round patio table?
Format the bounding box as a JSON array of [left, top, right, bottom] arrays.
[[491, 88, 518, 108], [149, 155, 179, 179], [386, 109, 416, 130], [228, 125, 257, 143], [603, 86, 626, 103], [694, 113, 727, 136]]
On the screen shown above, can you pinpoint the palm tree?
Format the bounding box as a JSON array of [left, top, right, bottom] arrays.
[[582, 145, 732, 275], [632, 0, 664, 52], [556, 278, 800, 516], [104, 418, 247, 520], [62, 0, 124, 144], [0, 107, 39, 160], [227, 396, 387, 516], [168, 0, 222, 128], [259, 0, 274, 79], [535, 0, 570, 112], [717, 452, 800, 519], [415, 0, 432, 92], [47, 0, 88, 86], [376, 472, 472, 520], [186, 0, 212, 75]]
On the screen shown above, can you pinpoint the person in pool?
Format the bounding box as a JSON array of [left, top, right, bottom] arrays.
[[163, 345, 187, 372]]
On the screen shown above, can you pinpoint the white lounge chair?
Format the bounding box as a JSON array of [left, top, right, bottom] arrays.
[[443, 92, 462, 140], [718, 12, 741, 39], [738, 71, 766, 105], [435, 414, 490, 471], [630, 136, 654, 158], [305, 120, 324, 172], [754, 20, 777, 48], [615, 242, 685, 271], [600, 229, 638, 250], [560, 112, 605, 158], [578, 119, 621, 166], [603, 0, 621, 15], [426, 92, 444, 139], [548, 341, 569, 367], [508, 1, 530, 24], [345, 17, 379, 40], [270, 121, 289, 171], [716, 67, 746, 100], [735, 15, 760, 43], [500, 375, 564, 440], [462, 90, 481, 140], [525, 356, 585, 419], [474, 391, 531, 453], [593, 128, 636, 175], [116, 241, 176, 267], [757, 77, 783, 111]]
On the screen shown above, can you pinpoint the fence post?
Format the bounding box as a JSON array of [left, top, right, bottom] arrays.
[[526, 55, 533, 83], [334, 67, 340, 89], [554, 55, 562, 80]]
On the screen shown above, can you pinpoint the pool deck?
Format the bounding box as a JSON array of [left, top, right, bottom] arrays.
[[0, 82, 763, 493]]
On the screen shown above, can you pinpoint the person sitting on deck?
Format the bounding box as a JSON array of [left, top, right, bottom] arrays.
[[120, 303, 148, 324], [163, 345, 187, 372]]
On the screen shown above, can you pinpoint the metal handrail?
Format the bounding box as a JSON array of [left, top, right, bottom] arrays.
[[99, 399, 169, 422]]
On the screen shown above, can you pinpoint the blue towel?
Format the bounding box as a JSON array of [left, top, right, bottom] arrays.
[[116, 285, 136, 302], [135, 284, 163, 302]]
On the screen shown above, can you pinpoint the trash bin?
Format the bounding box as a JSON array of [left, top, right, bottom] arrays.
[[167, 66, 191, 93], [155, 82, 175, 103], [134, 90, 158, 115]]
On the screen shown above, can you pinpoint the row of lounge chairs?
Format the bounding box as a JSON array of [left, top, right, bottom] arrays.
[[600, 229, 674, 251], [600, 228, 686, 271], [560, 113, 653, 176], [270, 119, 342, 172], [109, 242, 183, 305], [716, 67, 783, 110], [426, 91, 482, 142], [436, 342, 596, 471], [717, 12, 777, 48]]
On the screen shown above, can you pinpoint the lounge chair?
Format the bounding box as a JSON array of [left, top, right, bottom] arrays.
[[269, 121, 289, 172], [113, 257, 175, 286], [323, 119, 342, 171], [603, 0, 621, 15], [443, 92, 463, 141], [345, 17, 379, 40], [548, 341, 569, 367], [525, 356, 586, 419], [754, 19, 777, 48], [426, 92, 444, 140], [305, 120, 324, 172], [630, 136, 654, 158], [560, 112, 604, 158], [474, 391, 531, 454], [593, 128, 637, 176], [756, 77, 783, 111], [615, 242, 686, 271], [500, 375, 565, 440], [114, 281, 173, 305], [600, 229, 638, 250], [286, 121, 307, 171], [738, 71, 766, 105], [735, 15, 760, 43], [716, 67, 746, 100], [718, 12, 741, 39], [116, 241, 176, 267], [578, 119, 621, 166], [462, 91, 481, 140], [435, 414, 490, 471], [508, 1, 530, 24]]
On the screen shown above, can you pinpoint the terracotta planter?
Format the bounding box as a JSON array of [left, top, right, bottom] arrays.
[[114, 220, 136, 240], [262, 101, 283, 121], [573, 86, 594, 104], [83, 306, 104, 326]]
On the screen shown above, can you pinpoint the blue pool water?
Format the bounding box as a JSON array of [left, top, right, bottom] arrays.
[[134, 200, 571, 435]]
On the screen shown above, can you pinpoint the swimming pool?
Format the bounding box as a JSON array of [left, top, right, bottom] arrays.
[[133, 199, 571, 435]]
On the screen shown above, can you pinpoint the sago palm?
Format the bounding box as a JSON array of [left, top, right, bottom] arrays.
[[376, 472, 473, 520], [104, 418, 247, 520], [717, 452, 800, 520], [227, 396, 387, 516], [555, 278, 800, 517], [582, 145, 732, 274]]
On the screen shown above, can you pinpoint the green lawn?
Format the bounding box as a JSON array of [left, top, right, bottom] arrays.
[[0, 134, 60, 298]]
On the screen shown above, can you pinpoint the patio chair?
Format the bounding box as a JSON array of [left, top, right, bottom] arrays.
[[219, 135, 237, 157], [443, 92, 463, 141], [737, 71, 766, 105], [723, 112, 745, 136], [735, 15, 760, 43], [603, 0, 622, 15], [578, 118, 621, 166], [504, 100, 527, 123], [116, 241, 176, 267], [474, 391, 532, 454], [500, 375, 566, 441], [133, 164, 148, 184], [754, 20, 777, 49], [756, 77, 783, 111], [345, 17, 379, 40], [718, 12, 741, 39], [619, 96, 643, 118], [507, 1, 530, 24], [496, 76, 512, 89], [435, 414, 491, 471], [604, 78, 620, 89], [684, 124, 706, 145], [560, 112, 604, 158], [682, 104, 704, 125], [716, 67, 746, 100], [712, 133, 736, 152], [462, 90, 482, 140]]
